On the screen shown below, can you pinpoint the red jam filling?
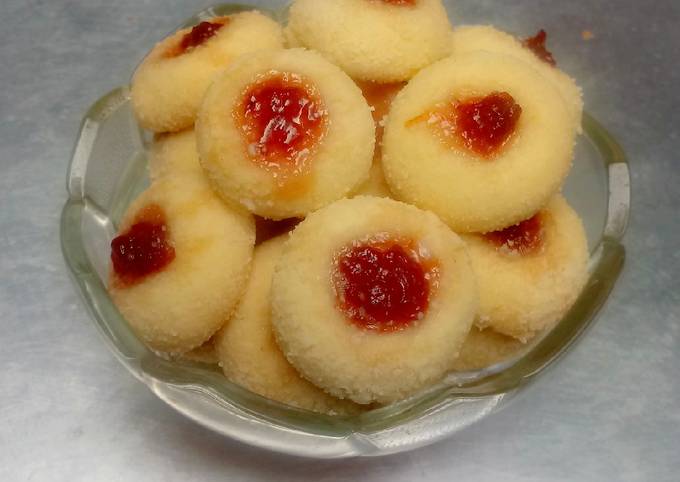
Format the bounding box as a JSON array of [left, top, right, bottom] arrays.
[[523, 30, 556, 67], [411, 92, 522, 158], [254, 216, 301, 245], [453, 92, 523, 157], [484, 213, 544, 255], [237, 72, 327, 180], [334, 239, 435, 332], [165, 19, 228, 57], [111, 204, 175, 286], [179, 20, 224, 52]]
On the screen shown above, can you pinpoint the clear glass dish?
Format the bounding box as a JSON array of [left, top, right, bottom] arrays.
[[60, 3, 630, 458]]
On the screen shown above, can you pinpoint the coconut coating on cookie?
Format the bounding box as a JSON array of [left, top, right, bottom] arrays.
[[271, 196, 478, 405], [215, 237, 363, 415], [148, 129, 202, 181], [131, 11, 284, 133], [382, 52, 575, 233], [461, 195, 588, 342], [197, 49, 375, 219], [451, 327, 523, 371], [450, 25, 583, 133], [109, 176, 255, 354], [287, 0, 452, 82]]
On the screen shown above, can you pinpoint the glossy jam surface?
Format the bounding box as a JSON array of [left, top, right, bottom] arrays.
[[334, 239, 435, 332], [523, 30, 556, 67], [166, 19, 227, 57], [411, 92, 522, 158], [453, 92, 523, 157], [111, 204, 175, 286], [237, 71, 327, 180], [484, 213, 544, 255]]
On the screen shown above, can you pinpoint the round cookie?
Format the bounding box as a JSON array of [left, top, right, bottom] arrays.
[[451, 327, 524, 372], [271, 196, 478, 405], [131, 11, 284, 133], [461, 195, 588, 342], [148, 129, 202, 181], [450, 25, 583, 133], [108, 176, 256, 354], [197, 48, 375, 219], [287, 0, 453, 82], [215, 237, 362, 415], [382, 51, 575, 233]]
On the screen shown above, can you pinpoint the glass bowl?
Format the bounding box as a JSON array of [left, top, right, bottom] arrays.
[[60, 3, 630, 458]]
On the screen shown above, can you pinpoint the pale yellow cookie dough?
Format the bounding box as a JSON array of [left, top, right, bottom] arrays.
[[450, 25, 583, 132], [216, 237, 363, 415], [383, 51, 575, 233], [271, 196, 478, 404], [148, 129, 202, 181], [197, 48, 374, 219], [461, 195, 588, 342], [109, 176, 255, 354], [131, 11, 284, 133], [287, 0, 452, 82], [452, 327, 524, 371]]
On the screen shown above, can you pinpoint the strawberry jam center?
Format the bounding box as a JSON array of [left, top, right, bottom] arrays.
[[180, 20, 224, 52], [111, 204, 175, 286], [166, 19, 227, 57], [237, 71, 327, 178], [334, 239, 435, 332], [484, 213, 544, 255], [453, 92, 522, 157], [523, 30, 556, 67]]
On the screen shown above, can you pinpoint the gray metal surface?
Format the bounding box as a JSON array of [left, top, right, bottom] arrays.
[[1, 0, 678, 480]]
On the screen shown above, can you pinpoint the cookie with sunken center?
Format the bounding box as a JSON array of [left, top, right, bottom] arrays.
[[461, 195, 588, 342], [450, 25, 583, 133], [197, 48, 374, 219], [271, 196, 478, 405], [131, 11, 284, 133], [109, 175, 255, 354], [383, 51, 575, 233], [215, 236, 364, 416]]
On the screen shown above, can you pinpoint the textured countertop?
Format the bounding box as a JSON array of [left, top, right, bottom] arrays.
[[1, 0, 678, 480]]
